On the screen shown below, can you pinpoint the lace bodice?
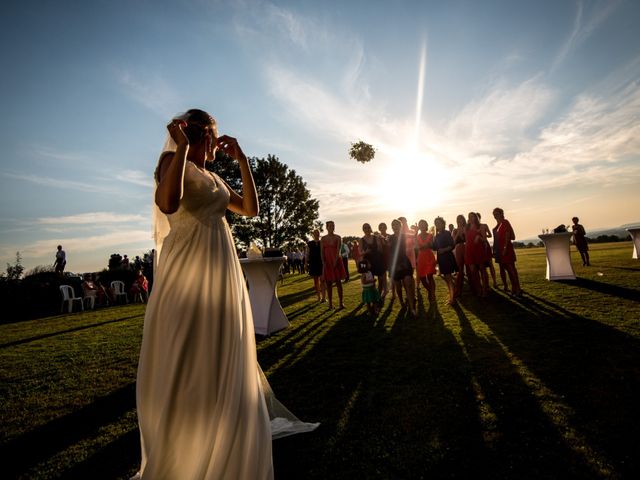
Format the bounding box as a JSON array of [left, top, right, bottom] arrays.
[[167, 161, 230, 229]]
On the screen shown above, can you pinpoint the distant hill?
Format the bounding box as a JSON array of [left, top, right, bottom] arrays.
[[520, 222, 639, 245]]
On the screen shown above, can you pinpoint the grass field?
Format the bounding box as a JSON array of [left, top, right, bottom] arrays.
[[1, 242, 639, 479]]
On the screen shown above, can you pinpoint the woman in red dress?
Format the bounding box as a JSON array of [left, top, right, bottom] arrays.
[[492, 208, 522, 296], [416, 219, 437, 302], [464, 212, 485, 296], [321, 221, 346, 309]]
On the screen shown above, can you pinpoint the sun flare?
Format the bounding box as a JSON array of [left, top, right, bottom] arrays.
[[378, 149, 451, 220]]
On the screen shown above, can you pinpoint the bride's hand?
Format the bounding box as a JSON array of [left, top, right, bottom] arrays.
[[217, 135, 245, 160], [167, 120, 188, 148]]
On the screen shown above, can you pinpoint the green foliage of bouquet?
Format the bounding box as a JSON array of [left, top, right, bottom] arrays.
[[349, 140, 376, 163]]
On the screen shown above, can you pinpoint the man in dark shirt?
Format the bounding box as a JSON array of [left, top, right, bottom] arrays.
[[571, 217, 590, 266]]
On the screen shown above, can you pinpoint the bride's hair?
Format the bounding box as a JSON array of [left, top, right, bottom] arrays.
[[182, 109, 218, 145]]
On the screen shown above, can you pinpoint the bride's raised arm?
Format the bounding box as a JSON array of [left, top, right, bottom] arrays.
[[155, 120, 189, 214], [217, 135, 259, 218]]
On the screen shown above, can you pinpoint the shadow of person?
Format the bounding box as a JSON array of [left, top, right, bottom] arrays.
[[558, 277, 640, 302], [458, 293, 640, 478], [451, 303, 600, 478], [266, 298, 486, 478]]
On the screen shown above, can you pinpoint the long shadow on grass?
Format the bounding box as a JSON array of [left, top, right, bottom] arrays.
[[558, 277, 640, 302], [58, 429, 140, 480], [0, 315, 143, 349], [264, 297, 492, 478], [1, 382, 137, 478], [460, 293, 640, 478], [452, 303, 599, 478], [278, 286, 317, 308]]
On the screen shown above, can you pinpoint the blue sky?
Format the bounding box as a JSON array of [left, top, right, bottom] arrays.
[[1, 0, 639, 273]]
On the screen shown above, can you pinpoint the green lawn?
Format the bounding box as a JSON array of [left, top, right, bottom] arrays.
[[1, 242, 639, 479]]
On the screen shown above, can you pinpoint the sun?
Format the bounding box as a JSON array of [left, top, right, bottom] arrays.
[[378, 149, 452, 220]]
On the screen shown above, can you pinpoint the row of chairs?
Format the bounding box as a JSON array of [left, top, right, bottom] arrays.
[[59, 281, 129, 313]]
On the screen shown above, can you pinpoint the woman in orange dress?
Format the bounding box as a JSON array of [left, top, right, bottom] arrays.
[[416, 219, 437, 302]]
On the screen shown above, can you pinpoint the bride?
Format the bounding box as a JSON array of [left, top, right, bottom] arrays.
[[134, 109, 317, 479]]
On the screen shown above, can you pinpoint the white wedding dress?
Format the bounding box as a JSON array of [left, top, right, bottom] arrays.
[[135, 160, 317, 479]]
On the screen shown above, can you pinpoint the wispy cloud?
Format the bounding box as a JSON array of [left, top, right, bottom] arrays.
[[1, 230, 151, 259], [551, 0, 621, 72], [445, 76, 555, 155], [36, 212, 147, 225], [114, 68, 182, 118], [264, 3, 308, 49], [116, 169, 155, 188], [1, 172, 120, 194], [29, 145, 94, 163]]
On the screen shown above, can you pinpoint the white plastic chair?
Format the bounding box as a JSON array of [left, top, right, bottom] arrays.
[[111, 281, 128, 304], [60, 285, 84, 313]]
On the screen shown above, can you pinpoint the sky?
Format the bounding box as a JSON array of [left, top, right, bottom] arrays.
[[1, 0, 639, 273]]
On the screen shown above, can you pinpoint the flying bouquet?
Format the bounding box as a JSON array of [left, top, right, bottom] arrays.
[[349, 140, 376, 164]]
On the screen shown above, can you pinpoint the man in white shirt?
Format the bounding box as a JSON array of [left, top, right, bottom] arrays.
[[54, 245, 66, 275]]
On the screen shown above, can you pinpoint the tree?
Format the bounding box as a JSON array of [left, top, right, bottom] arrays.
[[210, 153, 320, 248], [6, 252, 24, 280]]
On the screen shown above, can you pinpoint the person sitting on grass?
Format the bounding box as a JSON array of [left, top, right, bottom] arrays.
[[359, 258, 381, 316]]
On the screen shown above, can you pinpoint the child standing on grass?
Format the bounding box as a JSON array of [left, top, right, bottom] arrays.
[[359, 259, 381, 316]]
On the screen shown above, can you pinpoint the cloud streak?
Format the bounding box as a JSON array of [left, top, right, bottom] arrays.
[[114, 68, 182, 118], [36, 212, 147, 225], [551, 0, 621, 72], [1, 229, 151, 259]]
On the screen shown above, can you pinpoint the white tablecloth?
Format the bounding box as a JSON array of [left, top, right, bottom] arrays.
[[626, 227, 640, 259], [539, 232, 576, 280], [240, 257, 289, 336]]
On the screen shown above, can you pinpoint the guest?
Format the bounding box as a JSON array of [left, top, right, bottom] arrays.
[[360, 223, 387, 301], [389, 219, 417, 316], [453, 215, 467, 297], [477, 212, 498, 289], [359, 258, 381, 316], [340, 241, 351, 282], [54, 245, 66, 276], [399, 217, 418, 291], [433, 217, 458, 305], [465, 212, 485, 296], [82, 274, 98, 307], [94, 279, 112, 306], [351, 239, 362, 264], [492, 207, 522, 297], [448, 223, 455, 235], [306, 229, 325, 302], [122, 254, 130, 269], [321, 221, 346, 309], [416, 220, 437, 302], [378, 222, 392, 299], [130, 270, 149, 303], [571, 217, 590, 266]]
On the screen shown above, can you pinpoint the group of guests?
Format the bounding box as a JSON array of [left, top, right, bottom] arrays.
[[304, 208, 522, 316], [81, 270, 149, 307]]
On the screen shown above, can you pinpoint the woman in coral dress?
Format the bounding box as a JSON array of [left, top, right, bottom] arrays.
[[416, 219, 437, 302]]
